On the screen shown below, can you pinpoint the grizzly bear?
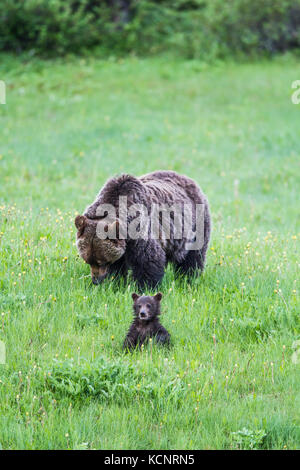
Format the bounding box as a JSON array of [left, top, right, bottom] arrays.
[[123, 292, 170, 350], [75, 170, 211, 290]]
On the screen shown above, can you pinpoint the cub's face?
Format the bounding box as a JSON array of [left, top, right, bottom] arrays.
[[132, 292, 162, 321], [75, 215, 126, 285]]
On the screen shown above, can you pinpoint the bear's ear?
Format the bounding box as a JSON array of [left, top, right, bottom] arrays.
[[132, 293, 139, 301], [75, 215, 87, 230], [154, 292, 162, 302]]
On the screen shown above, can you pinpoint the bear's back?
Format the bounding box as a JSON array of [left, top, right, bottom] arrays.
[[84, 170, 208, 219]]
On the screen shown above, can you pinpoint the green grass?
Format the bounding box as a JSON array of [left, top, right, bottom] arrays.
[[0, 53, 299, 450]]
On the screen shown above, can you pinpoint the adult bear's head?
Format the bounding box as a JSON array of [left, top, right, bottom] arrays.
[[74, 215, 126, 285]]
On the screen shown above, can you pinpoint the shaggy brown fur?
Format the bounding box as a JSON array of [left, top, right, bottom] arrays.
[[123, 292, 170, 350], [75, 170, 211, 290]]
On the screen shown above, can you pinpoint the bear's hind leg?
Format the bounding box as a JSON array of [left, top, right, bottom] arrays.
[[174, 250, 204, 278], [154, 327, 171, 346]]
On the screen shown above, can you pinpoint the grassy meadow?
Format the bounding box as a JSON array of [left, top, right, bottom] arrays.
[[0, 53, 299, 450]]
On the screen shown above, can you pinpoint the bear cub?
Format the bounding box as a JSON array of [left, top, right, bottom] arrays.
[[123, 292, 170, 350]]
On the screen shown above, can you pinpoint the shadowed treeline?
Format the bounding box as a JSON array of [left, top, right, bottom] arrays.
[[1, 0, 300, 58]]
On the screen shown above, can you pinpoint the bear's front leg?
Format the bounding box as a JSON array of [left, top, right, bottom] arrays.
[[123, 326, 139, 351], [109, 257, 128, 280], [126, 240, 166, 291]]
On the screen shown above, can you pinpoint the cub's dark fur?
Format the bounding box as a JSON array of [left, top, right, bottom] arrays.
[[123, 292, 170, 350], [75, 170, 211, 290]]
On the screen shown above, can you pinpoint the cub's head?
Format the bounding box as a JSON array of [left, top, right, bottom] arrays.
[[75, 215, 126, 285], [132, 292, 162, 321]]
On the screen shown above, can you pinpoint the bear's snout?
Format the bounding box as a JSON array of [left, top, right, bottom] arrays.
[[92, 272, 108, 285], [139, 309, 147, 319], [92, 274, 103, 285], [91, 265, 108, 285]]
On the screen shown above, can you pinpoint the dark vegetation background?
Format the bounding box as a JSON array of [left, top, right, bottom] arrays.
[[1, 0, 300, 451], [1, 0, 300, 58]]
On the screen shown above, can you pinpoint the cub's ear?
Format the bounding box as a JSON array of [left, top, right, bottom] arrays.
[[154, 292, 162, 302], [75, 215, 87, 230], [132, 293, 139, 301]]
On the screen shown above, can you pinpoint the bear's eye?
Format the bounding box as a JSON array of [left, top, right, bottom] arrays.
[[97, 261, 108, 267], [146, 304, 151, 309]]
